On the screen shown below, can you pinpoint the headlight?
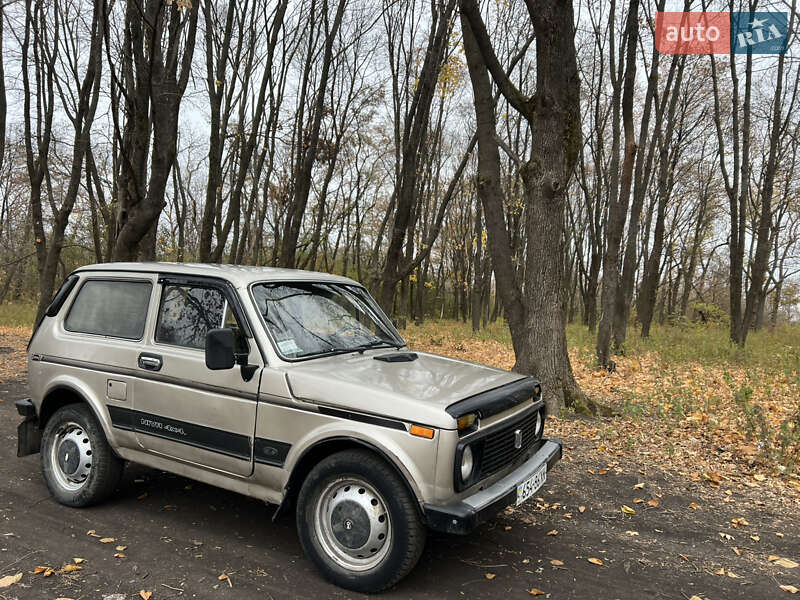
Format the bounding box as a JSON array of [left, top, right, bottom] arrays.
[[460, 445, 474, 481]]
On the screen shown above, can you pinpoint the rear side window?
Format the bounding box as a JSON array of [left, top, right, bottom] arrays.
[[155, 285, 225, 350], [65, 280, 152, 339]]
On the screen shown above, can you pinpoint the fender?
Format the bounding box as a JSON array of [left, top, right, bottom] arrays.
[[274, 434, 427, 521], [40, 376, 118, 446]]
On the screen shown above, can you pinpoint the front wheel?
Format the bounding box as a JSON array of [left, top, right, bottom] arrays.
[[296, 449, 426, 592], [40, 404, 123, 507]]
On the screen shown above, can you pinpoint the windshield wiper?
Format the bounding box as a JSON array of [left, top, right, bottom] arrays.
[[323, 339, 402, 357]]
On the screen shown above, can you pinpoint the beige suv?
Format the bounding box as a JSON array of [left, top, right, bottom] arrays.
[[18, 262, 561, 592]]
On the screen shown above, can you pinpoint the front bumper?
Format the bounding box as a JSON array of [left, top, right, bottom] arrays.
[[424, 438, 562, 534]]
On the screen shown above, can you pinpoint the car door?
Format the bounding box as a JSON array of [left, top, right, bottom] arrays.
[[132, 277, 261, 477]]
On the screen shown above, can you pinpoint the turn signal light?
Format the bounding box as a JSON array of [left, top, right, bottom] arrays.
[[410, 424, 435, 439], [457, 413, 477, 430]]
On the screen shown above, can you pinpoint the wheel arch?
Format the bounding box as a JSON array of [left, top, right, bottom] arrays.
[[273, 436, 423, 522], [39, 383, 109, 438]]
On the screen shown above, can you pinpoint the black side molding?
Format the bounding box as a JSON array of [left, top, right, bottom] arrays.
[[446, 376, 541, 420]]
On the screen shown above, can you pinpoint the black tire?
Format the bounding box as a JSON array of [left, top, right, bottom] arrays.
[[296, 449, 426, 592], [40, 404, 123, 507]]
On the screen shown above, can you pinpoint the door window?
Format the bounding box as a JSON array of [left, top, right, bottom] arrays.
[[65, 279, 152, 340], [155, 285, 226, 350], [155, 284, 250, 354]]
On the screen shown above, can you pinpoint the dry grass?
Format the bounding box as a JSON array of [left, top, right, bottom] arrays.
[[0, 326, 30, 381], [404, 320, 800, 499]]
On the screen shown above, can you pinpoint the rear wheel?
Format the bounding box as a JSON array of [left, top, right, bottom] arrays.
[[296, 449, 426, 592], [41, 404, 123, 507]]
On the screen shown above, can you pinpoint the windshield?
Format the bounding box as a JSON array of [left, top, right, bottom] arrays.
[[251, 282, 404, 359]]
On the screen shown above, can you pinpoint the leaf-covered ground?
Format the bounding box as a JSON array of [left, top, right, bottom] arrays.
[[403, 320, 800, 502], [1, 320, 798, 598]]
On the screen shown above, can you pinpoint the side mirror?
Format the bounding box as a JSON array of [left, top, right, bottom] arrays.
[[205, 328, 235, 370]]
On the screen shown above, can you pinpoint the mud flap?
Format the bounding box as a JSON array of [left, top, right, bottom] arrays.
[[16, 399, 41, 457], [17, 418, 41, 457]]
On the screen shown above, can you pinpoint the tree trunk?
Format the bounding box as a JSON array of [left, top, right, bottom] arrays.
[[461, 0, 601, 415]]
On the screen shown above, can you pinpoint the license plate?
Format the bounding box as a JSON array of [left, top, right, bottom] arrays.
[[516, 463, 547, 506]]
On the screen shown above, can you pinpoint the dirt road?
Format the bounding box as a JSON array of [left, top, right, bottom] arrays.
[[0, 377, 797, 599]]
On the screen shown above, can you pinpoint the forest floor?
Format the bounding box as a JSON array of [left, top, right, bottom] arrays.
[[0, 319, 798, 599]]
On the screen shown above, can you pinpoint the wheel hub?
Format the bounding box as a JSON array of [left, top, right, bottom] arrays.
[[58, 439, 80, 475], [315, 479, 391, 571], [331, 500, 371, 549], [51, 423, 93, 489]]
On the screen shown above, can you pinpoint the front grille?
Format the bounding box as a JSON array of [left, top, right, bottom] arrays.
[[479, 407, 542, 478]]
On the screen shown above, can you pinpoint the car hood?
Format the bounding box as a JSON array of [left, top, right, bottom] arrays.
[[283, 350, 524, 429]]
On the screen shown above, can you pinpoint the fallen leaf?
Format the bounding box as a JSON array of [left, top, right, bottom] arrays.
[[139, 592, 152, 600], [587, 557, 603, 566], [33, 566, 49, 574], [115, 545, 127, 551], [720, 532, 734, 540], [529, 589, 546, 596], [0, 573, 22, 588], [504, 525, 512, 531], [732, 547, 742, 556], [550, 559, 564, 566], [625, 530, 639, 536], [731, 517, 749, 528], [86, 529, 96, 535], [727, 571, 741, 578], [689, 596, 704, 600], [114, 553, 127, 559], [621, 505, 636, 515], [689, 502, 699, 510], [484, 573, 496, 580], [546, 529, 558, 536], [780, 584, 799, 593], [754, 473, 766, 482], [633, 498, 644, 504], [579, 506, 586, 513], [73, 558, 85, 564], [777, 532, 785, 538], [715, 567, 725, 575], [99, 537, 116, 543], [770, 555, 782, 562], [634, 483, 645, 490], [751, 535, 761, 542], [61, 564, 82, 574], [774, 558, 799, 569]]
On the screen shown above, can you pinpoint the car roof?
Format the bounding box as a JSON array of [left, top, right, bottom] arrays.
[[73, 262, 362, 288]]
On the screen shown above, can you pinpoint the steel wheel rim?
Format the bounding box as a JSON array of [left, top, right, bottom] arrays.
[[49, 421, 92, 491], [313, 477, 392, 571]]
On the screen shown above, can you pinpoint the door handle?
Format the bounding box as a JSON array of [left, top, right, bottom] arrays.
[[138, 353, 163, 372]]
